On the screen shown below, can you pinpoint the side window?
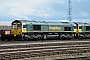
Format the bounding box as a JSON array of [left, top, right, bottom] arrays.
[[64, 27, 71, 31], [23, 25, 27, 28], [33, 25, 41, 30], [86, 26, 90, 31]]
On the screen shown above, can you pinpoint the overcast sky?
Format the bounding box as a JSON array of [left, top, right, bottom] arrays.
[[0, 0, 90, 22]]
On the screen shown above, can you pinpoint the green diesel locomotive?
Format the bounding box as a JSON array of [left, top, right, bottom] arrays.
[[11, 20, 90, 40]]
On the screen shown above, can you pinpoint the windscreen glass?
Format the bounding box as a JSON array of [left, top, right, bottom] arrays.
[[17, 24, 22, 28], [12, 24, 17, 28]]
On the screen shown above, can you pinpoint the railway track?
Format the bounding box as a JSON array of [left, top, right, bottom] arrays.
[[0, 39, 90, 44], [0, 40, 90, 60]]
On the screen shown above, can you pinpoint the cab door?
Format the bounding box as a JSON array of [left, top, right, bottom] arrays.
[[22, 23, 27, 33]]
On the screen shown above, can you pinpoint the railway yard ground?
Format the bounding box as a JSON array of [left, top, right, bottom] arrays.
[[0, 39, 90, 60]]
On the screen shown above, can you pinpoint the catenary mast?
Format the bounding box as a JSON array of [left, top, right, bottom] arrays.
[[67, 0, 72, 22]]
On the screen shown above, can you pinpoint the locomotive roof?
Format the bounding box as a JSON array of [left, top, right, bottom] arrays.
[[13, 20, 74, 26], [74, 22, 90, 26]]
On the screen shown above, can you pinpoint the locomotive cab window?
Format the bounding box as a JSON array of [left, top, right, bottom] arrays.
[[33, 25, 41, 30], [12, 24, 17, 28], [64, 27, 71, 31], [23, 25, 27, 28], [17, 24, 22, 28], [79, 26, 82, 29], [74, 26, 78, 29], [74, 26, 76, 29]]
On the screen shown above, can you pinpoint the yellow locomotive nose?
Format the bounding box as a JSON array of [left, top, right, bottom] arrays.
[[12, 29, 21, 36], [11, 21, 22, 37]]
